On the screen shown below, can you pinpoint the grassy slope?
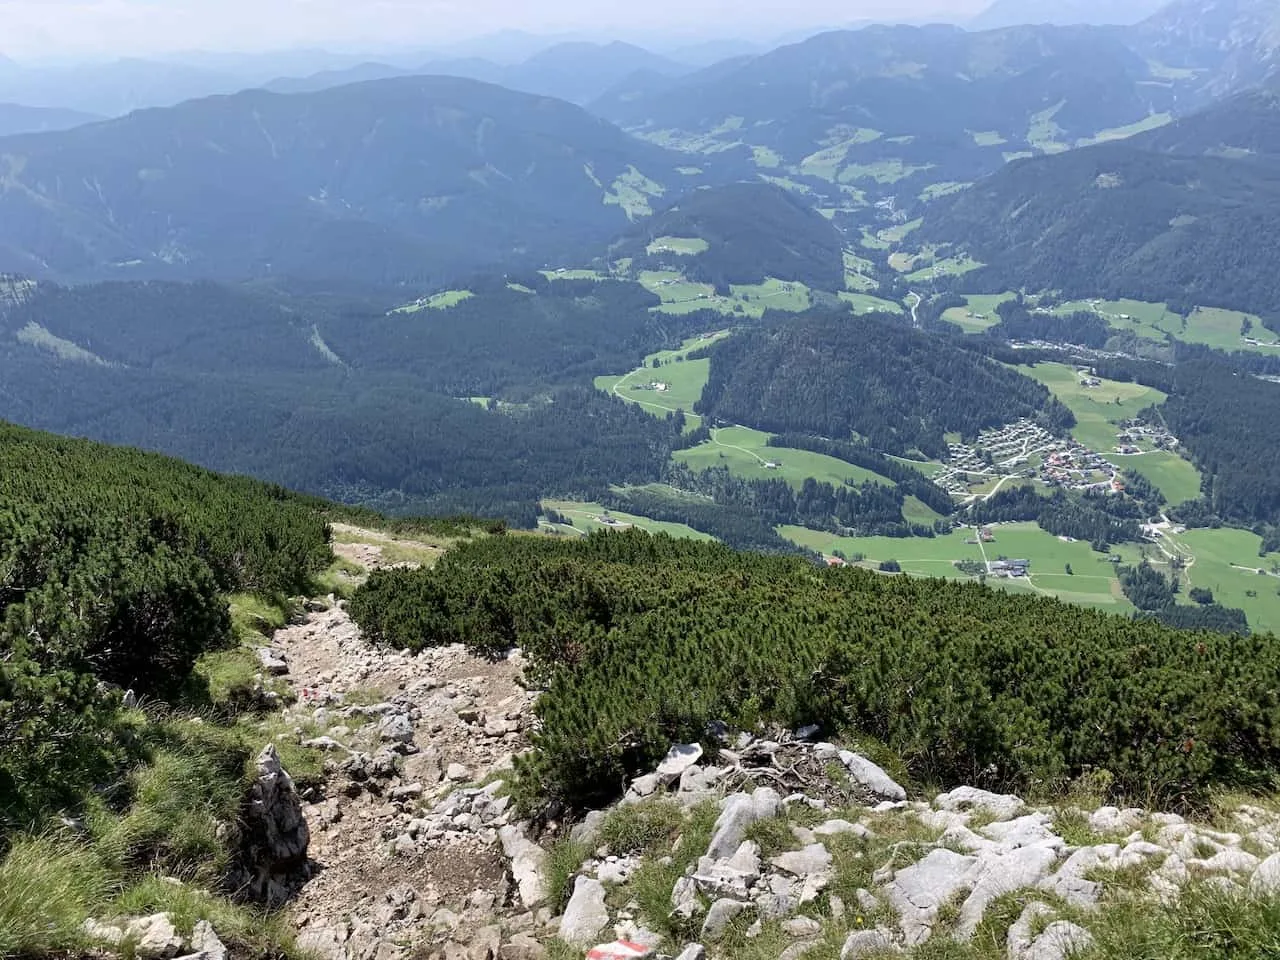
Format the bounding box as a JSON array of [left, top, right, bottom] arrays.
[[675, 425, 892, 491]]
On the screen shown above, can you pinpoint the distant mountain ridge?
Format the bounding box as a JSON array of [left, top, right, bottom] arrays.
[[0, 75, 694, 285], [0, 102, 101, 136], [918, 85, 1280, 320], [969, 0, 1168, 29], [265, 41, 692, 105]]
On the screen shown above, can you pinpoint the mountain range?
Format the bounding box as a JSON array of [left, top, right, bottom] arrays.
[[919, 84, 1280, 318], [0, 76, 699, 285]]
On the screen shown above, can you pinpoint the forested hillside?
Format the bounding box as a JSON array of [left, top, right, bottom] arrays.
[[695, 315, 1073, 458], [595, 23, 1194, 191], [920, 90, 1280, 321], [612, 182, 845, 290], [0, 76, 694, 285]]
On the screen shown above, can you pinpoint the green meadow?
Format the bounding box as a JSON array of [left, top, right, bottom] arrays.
[[595, 331, 731, 427], [539, 499, 714, 541], [675, 425, 893, 490]]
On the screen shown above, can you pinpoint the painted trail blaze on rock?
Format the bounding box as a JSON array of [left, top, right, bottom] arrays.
[[586, 942, 656, 960]]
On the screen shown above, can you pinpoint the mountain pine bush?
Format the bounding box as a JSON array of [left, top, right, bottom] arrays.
[[351, 530, 1280, 813]]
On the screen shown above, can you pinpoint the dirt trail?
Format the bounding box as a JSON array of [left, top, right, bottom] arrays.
[[263, 527, 544, 960]]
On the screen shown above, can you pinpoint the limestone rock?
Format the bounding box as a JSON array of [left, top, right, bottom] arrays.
[[674, 947, 706, 960], [127, 914, 183, 960], [1008, 902, 1057, 959], [957, 845, 1059, 939], [189, 921, 227, 960], [841, 929, 899, 958], [234, 745, 311, 905], [1250, 853, 1280, 896], [656, 743, 704, 785], [706, 788, 780, 860], [379, 714, 415, 744], [701, 899, 750, 941], [839, 752, 907, 801], [499, 824, 547, 907], [257, 648, 289, 676], [1025, 921, 1094, 960], [560, 876, 609, 945], [934, 787, 1025, 822], [884, 848, 979, 945]]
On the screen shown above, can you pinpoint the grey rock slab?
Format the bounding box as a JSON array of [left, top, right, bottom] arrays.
[[934, 787, 1026, 822], [127, 914, 184, 960], [670, 876, 703, 920], [782, 916, 822, 938], [839, 751, 907, 801], [1089, 806, 1145, 836], [256, 648, 289, 676], [570, 810, 607, 846], [957, 845, 1060, 939], [814, 819, 867, 838], [498, 824, 547, 907], [379, 714, 415, 744], [771, 843, 833, 879], [1008, 902, 1057, 959], [674, 947, 706, 960], [1188, 848, 1260, 877], [656, 743, 704, 784], [1250, 853, 1280, 895], [705, 789, 779, 860], [190, 921, 227, 960], [1025, 921, 1094, 960], [559, 876, 610, 946], [884, 848, 980, 946], [627, 774, 660, 798], [980, 813, 1065, 852], [841, 929, 899, 958], [701, 899, 750, 942]]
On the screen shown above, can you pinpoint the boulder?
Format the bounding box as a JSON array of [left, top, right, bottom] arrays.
[[883, 848, 979, 945], [934, 787, 1025, 822], [499, 824, 547, 907], [380, 714, 415, 744], [841, 929, 898, 958], [188, 921, 227, 960], [701, 899, 750, 941], [256, 648, 289, 676], [560, 876, 609, 945], [127, 914, 184, 960], [839, 752, 906, 801], [656, 744, 704, 785], [771, 844, 833, 879], [674, 947, 706, 960], [1007, 902, 1057, 959], [571, 810, 608, 846], [1025, 921, 1094, 960], [782, 916, 822, 938], [706, 788, 780, 860], [1250, 853, 1280, 896], [233, 745, 311, 905]]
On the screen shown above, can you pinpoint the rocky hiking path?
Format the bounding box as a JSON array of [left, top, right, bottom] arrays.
[[255, 526, 548, 960]]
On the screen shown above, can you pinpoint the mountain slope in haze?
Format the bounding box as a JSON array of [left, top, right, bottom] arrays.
[[266, 42, 692, 105], [594, 24, 1188, 195], [970, 0, 1168, 29], [918, 86, 1280, 321], [1131, 0, 1280, 95], [612, 181, 845, 289], [0, 76, 692, 285], [0, 57, 244, 116], [501, 41, 693, 104], [0, 102, 101, 135]]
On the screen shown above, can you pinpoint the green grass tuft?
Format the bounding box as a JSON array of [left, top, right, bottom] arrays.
[[543, 837, 592, 911], [600, 797, 685, 856], [0, 836, 109, 958]]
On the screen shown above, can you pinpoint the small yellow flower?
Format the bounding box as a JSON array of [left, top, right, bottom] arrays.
[[856, 916, 864, 926]]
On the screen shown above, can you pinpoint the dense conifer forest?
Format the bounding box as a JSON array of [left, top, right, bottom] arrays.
[[695, 315, 1075, 458]]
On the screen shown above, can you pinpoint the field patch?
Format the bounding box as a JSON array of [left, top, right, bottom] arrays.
[[540, 499, 715, 541], [840, 292, 904, 315], [838, 159, 933, 184], [1021, 361, 1168, 451], [904, 253, 984, 282], [919, 181, 970, 201], [1028, 101, 1070, 154], [595, 330, 730, 428], [1105, 450, 1202, 506], [1079, 112, 1172, 146], [970, 130, 1007, 146], [1160, 527, 1280, 635], [940, 292, 1016, 333], [604, 165, 666, 218], [391, 289, 474, 313], [646, 236, 710, 256], [676, 425, 893, 491]]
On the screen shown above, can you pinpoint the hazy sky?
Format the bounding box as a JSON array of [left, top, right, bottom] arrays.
[[0, 0, 988, 60]]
